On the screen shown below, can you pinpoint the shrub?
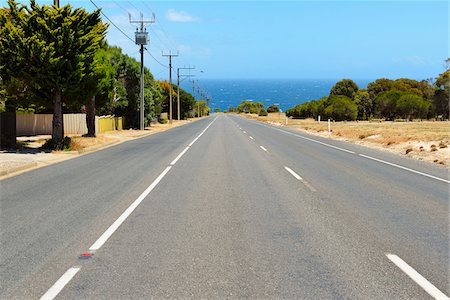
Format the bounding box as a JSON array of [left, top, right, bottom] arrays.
[[267, 104, 280, 113], [258, 108, 268, 116]]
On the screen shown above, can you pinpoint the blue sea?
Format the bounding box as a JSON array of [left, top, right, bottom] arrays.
[[180, 79, 373, 112]]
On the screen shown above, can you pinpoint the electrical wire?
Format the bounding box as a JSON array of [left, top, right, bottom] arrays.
[[89, 0, 168, 68]]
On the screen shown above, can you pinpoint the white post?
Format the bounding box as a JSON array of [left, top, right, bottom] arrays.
[[285, 116, 288, 125], [328, 119, 331, 133], [318, 115, 321, 123]]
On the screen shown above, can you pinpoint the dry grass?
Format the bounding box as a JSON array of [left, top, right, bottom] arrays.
[[69, 136, 117, 151], [237, 112, 450, 166]]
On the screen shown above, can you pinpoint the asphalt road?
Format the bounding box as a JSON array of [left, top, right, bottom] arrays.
[[1, 114, 448, 299]]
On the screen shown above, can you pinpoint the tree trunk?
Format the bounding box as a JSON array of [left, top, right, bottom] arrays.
[[52, 89, 64, 149], [85, 95, 96, 137]]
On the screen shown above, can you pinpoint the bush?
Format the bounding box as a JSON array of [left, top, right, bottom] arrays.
[[267, 104, 280, 113], [258, 108, 268, 116], [324, 95, 358, 121]]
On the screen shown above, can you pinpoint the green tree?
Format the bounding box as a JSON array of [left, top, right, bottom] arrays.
[[237, 100, 264, 114], [373, 90, 404, 120], [324, 95, 358, 121], [258, 108, 268, 116], [431, 68, 449, 119], [354, 89, 372, 119], [194, 100, 209, 117], [396, 94, 430, 120], [267, 104, 280, 113], [330, 79, 359, 99], [0, 0, 107, 148]]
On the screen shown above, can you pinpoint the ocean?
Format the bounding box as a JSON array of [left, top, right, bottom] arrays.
[[180, 79, 373, 112]]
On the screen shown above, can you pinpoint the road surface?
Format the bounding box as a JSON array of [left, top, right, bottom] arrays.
[[1, 115, 448, 299]]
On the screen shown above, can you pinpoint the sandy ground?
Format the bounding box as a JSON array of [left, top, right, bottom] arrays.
[[0, 118, 206, 179], [239, 113, 450, 167]]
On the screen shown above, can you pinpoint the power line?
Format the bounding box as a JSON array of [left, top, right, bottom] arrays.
[[90, 0, 134, 44], [89, 0, 167, 68]]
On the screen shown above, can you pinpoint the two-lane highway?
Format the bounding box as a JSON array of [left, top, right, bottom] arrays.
[[1, 115, 448, 299]]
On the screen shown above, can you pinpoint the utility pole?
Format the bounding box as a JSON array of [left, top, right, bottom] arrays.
[[190, 80, 198, 118], [54, 0, 59, 7], [177, 66, 195, 121], [197, 86, 202, 117], [162, 51, 179, 125], [130, 13, 155, 130]]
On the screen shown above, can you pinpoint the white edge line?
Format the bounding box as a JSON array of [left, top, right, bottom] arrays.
[[90, 165, 172, 251], [188, 137, 199, 147], [386, 254, 450, 300], [170, 147, 190, 165], [260, 146, 268, 152], [284, 166, 303, 181], [360, 154, 450, 184], [261, 123, 355, 154], [40, 267, 80, 300], [249, 119, 447, 184]]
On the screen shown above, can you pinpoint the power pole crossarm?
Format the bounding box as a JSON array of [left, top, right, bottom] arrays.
[[130, 12, 155, 130]]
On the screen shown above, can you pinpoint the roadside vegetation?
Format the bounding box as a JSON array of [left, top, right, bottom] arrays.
[[284, 71, 449, 121], [0, 0, 206, 149]]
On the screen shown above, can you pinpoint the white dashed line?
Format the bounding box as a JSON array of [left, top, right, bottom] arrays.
[[386, 254, 449, 300], [284, 166, 317, 192], [40, 267, 81, 300], [244, 118, 447, 184], [249, 136, 254, 140], [284, 166, 302, 180], [243, 131, 247, 134], [260, 146, 268, 152]]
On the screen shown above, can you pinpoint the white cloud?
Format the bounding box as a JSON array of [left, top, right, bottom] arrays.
[[165, 9, 197, 23]]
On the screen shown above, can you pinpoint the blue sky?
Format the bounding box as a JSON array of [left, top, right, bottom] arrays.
[[2, 1, 448, 80]]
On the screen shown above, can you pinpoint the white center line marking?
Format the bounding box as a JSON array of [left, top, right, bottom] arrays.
[[386, 254, 450, 300], [170, 147, 190, 165], [360, 154, 449, 184], [249, 136, 254, 140], [40, 267, 80, 300], [90, 117, 218, 251], [42, 117, 218, 300], [284, 166, 303, 180], [260, 146, 268, 152], [243, 130, 247, 134]]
